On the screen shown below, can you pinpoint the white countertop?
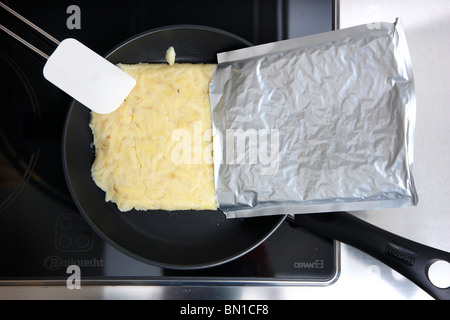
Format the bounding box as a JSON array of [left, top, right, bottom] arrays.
[[1, 0, 449, 300]]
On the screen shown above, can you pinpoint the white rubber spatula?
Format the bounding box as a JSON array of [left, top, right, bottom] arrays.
[[43, 38, 136, 114], [0, 2, 136, 114]]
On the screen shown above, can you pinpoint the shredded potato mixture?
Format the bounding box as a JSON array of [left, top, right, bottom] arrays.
[[90, 62, 217, 212]]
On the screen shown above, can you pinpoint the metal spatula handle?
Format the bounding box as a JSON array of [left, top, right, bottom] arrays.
[[0, 24, 50, 59], [0, 1, 60, 59], [0, 1, 60, 45]]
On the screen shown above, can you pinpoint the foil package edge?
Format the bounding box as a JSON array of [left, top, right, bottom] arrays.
[[210, 19, 418, 219]]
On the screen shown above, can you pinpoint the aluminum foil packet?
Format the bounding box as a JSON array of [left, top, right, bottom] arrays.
[[209, 19, 418, 218]]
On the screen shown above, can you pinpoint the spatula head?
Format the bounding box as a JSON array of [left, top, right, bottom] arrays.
[[43, 38, 136, 114]]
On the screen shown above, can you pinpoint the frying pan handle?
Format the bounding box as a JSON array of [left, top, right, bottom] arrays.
[[295, 212, 450, 300]]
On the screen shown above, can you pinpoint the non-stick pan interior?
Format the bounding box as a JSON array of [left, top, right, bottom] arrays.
[[63, 26, 285, 269]]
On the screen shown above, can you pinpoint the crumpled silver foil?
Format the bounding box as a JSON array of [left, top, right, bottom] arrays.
[[209, 19, 418, 218]]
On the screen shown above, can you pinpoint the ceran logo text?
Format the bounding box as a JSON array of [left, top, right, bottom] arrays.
[[293, 260, 324, 269]]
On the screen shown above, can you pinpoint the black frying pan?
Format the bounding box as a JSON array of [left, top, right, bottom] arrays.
[[62, 25, 285, 270], [63, 25, 450, 300]]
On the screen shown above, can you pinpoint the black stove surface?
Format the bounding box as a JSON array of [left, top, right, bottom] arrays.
[[0, 0, 337, 285]]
